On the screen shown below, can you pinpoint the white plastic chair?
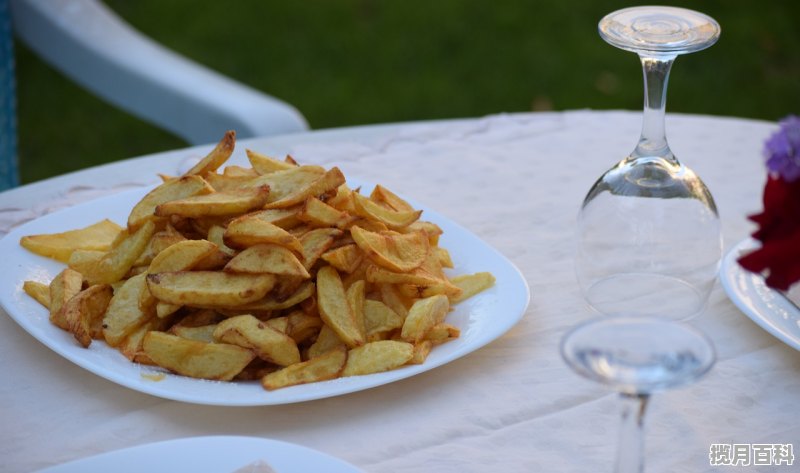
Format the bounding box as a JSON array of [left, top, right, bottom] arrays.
[[9, 0, 308, 146]]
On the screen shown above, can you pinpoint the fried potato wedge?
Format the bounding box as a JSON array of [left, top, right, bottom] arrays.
[[49, 268, 85, 330], [223, 215, 304, 254], [64, 284, 114, 348], [369, 184, 415, 212], [263, 167, 346, 209], [317, 266, 365, 348], [246, 149, 296, 174], [20, 219, 123, 263], [183, 129, 236, 176], [298, 196, 354, 229], [244, 165, 325, 203], [127, 176, 214, 230], [224, 244, 310, 278], [225, 281, 315, 312], [261, 345, 346, 390], [213, 314, 301, 366], [449, 272, 496, 303], [364, 299, 404, 342], [146, 271, 276, 307], [155, 185, 270, 218], [307, 325, 345, 359], [321, 243, 364, 274], [350, 225, 429, 272], [103, 272, 154, 346], [82, 220, 156, 286], [401, 294, 450, 343], [342, 340, 414, 377], [142, 331, 255, 381], [298, 227, 342, 270], [352, 192, 422, 230], [248, 207, 303, 230], [23, 280, 50, 309], [169, 324, 217, 343]]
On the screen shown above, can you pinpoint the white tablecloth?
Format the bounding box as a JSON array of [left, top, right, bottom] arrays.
[[1, 111, 797, 472]]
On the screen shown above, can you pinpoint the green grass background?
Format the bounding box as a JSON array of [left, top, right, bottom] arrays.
[[15, 0, 800, 183]]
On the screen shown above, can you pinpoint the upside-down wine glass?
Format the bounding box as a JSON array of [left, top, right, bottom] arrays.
[[561, 316, 716, 473], [576, 6, 723, 320]]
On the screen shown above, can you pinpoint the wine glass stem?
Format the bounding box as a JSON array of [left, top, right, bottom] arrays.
[[633, 54, 676, 161], [615, 392, 651, 473]]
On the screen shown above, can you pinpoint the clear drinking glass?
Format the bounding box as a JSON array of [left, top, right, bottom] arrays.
[[561, 316, 716, 473], [576, 6, 723, 320]]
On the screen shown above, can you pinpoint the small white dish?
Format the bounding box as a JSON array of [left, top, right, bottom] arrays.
[[0, 180, 530, 405], [34, 436, 363, 473], [719, 238, 800, 351]]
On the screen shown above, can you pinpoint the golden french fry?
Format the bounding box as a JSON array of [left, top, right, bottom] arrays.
[[142, 331, 255, 381], [316, 265, 365, 348], [127, 176, 214, 230], [244, 165, 325, 202], [321, 244, 364, 274], [139, 240, 220, 311], [364, 299, 404, 342], [169, 324, 217, 343], [261, 345, 347, 390], [369, 184, 415, 213], [248, 207, 303, 230], [183, 130, 236, 176], [352, 192, 422, 230], [307, 324, 345, 359], [246, 149, 296, 174], [155, 185, 270, 218], [284, 311, 323, 344], [224, 244, 310, 278], [67, 249, 104, 274], [225, 281, 315, 312], [263, 167, 346, 209], [401, 294, 450, 343], [409, 340, 433, 364], [207, 225, 236, 256], [213, 314, 301, 366], [342, 340, 414, 377], [403, 221, 443, 245], [82, 220, 156, 286], [20, 219, 123, 263], [449, 272, 496, 303], [298, 227, 342, 270], [23, 280, 50, 309], [425, 322, 461, 344], [378, 283, 410, 318], [146, 271, 276, 308], [346, 279, 366, 341], [49, 268, 84, 330], [435, 247, 454, 269], [63, 284, 114, 348], [103, 272, 153, 346], [350, 225, 429, 272], [223, 215, 304, 254], [298, 196, 354, 229]]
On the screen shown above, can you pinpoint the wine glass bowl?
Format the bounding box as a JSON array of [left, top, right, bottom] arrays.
[[577, 6, 723, 321]]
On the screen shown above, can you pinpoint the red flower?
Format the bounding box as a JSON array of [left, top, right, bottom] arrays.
[[738, 176, 800, 290]]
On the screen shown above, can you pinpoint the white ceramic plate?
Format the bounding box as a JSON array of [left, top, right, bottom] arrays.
[[0, 181, 530, 406], [35, 436, 363, 473], [719, 238, 800, 351]]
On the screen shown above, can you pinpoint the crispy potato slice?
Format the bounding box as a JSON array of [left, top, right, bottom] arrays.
[[139, 239, 219, 310], [263, 167, 346, 209], [142, 331, 254, 381], [403, 221, 443, 245], [285, 311, 323, 344], [378, 283, 410, 318], [67, 249, 104, 274], [23, 280, 50, 309], [248, 207, 303, 230], [203, 172, 255, 193], [261, 345, 346, 390], [244, 165, 325, 202], [352, 192, 421, 230], [425, 322, 461, 344], [223, 215, 304, 254], [449, 272, 496, 303], [64, 284, 114, 348], [346, 279, 366, 342], [170, 324, 217, 343], [103, 272, 153, 346], [298, 227, 342, 270], [213, 314, 301, 366], [224, 281, 315, 312], [364, 299, 404, 342], [321, 243, 364, 274], [183, 130, 236, 176], [401, 294, 450, 343], [409, 340, 433, 365], [307, 324, 345, 359], [224, 244, 310, 278], [350, 225, 429, 272], [20, 219, 123, 263], [146, 271, 276, 308], [133, 225, 188, 267], [207, 225, 236, 256], [316, 265, 365, 348], [49, 268, 84, 330], [82, 220, 156, 286], [118, 316, 172, 364], [435, 247, 454, 269], [155, 185, 270, 218], [128, 176, 214, 230], [369, 184, 415, 213], [327, 184, 357, 213], [246, 149, 296, 174], [342, 340, 414, 377], [298, 196, 354, 229]]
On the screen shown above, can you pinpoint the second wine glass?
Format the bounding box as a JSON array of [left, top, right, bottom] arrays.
[[576, 6, 723, 321]]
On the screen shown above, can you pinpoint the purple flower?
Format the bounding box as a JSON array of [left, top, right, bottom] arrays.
[[764, 115, 800, 182]]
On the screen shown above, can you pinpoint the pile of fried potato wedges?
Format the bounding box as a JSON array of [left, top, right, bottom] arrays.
[[20, 131, 495, 391]]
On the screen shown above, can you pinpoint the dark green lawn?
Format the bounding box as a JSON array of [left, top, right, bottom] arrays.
[[15, 0, 800, 183]]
